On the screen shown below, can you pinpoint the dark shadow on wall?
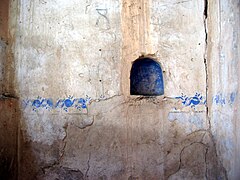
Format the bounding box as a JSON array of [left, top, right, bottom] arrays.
[[0, 0, 37, 179], [0, 0, 19, 179], [0, 1, 61, 180], [0, 98, 19, 180], [0, 0, 15, 95], [0, 100, 41, 180]]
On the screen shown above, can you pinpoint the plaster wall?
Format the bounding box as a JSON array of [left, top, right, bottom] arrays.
[[0, 98, 19, 180], [0, 0, 238, 179], [207, 1, 240, 179], [0, 0, 15, 95], [0, 0, 9, 93]]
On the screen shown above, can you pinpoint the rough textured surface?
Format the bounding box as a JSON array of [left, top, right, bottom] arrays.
[[0, 0, 15, 95], [39, 166, 84, 180], [0, 0, 9, 94], [0, 1, 19, 179], [0, 0, 239, 179], [0, 98, 19, 180], [207, 0, 240, 179]]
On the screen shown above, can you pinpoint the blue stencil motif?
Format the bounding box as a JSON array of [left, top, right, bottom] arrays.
[[230, 92, 236, 104], [175, 93, 206, 108], [212, 93, 225, 105], [23, 95, 91, 112], [212, 92, 237, 106]]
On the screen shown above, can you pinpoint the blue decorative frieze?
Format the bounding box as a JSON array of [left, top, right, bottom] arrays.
[[23, 95, 91, 112], [212, 92, 237, 106], [175, 92, 237, 108], [23, 92, 236, 112], [175, 93, 206, 109]]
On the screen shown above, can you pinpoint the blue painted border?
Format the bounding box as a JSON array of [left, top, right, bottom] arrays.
[[23, 95, 91, 112], [175, 93, 206, 108], [23, 92, 236, 112]]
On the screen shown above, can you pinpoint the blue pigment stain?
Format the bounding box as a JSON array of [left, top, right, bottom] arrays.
[[32, 100, 42, 108], [81, 104, 87, 108], [130, 58, 164, 96], [230, 92, 236, 103], [55, 100, 64, 108], [214, 95, 220, 103], [47, 99, 53, 107], [78, 98, 86, 104], [189, 96, 200, 105], [64, 99, 74, 107], [212, 92, 237, 105], [213, 94, 226, 105]]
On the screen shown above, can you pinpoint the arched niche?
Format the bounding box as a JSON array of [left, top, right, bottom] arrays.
[[130, 57, 164, 96]]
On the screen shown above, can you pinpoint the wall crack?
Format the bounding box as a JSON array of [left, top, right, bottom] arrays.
[[159, 0, 193, 7], [84, 152, 91, 180], [59, 123, 68, 162], [167, 142, 208, 179], [203, 0, 211, 130]]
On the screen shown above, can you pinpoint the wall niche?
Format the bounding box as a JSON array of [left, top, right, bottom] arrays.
[[130, 57, 164, 96]]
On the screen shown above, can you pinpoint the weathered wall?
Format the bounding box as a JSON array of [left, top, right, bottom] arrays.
[[0, 98, 19, 180], [0, 1, 19, 179], [207, 0, 240, 179], [0, 0, 9, 93], [0, 0, 15, 95], [1, 0, 238, 179]]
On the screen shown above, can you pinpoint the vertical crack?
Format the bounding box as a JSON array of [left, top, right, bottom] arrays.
[[84, 152, 91, 180], [59, 123, 68, 162], [204, 0, 208, 18], [203, 2, 228, 179], [203, 0, 211, 130], [204, 147, 209, 179]]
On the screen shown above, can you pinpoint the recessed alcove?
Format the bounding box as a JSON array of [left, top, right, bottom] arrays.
[[130, 57, 164, 96]]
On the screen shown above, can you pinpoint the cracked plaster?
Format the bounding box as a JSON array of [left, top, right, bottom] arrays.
[[0, 0, 238, 179]]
